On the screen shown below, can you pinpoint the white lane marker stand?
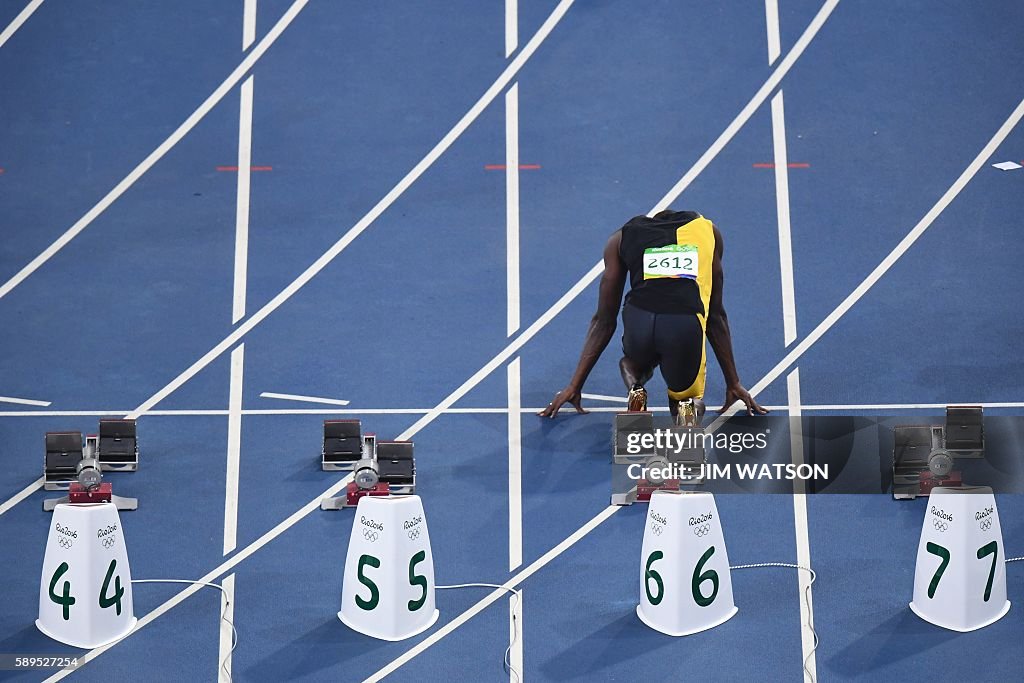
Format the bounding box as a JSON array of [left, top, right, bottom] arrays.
[[637, 490, 737, 635], [991, 161, 1021, 171], [339, 495, 439, 641], [37, 503, 136, 647], [910, 486, 1010, 631]]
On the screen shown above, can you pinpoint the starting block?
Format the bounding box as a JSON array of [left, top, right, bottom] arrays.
[[43, 433, 137, 512], [893, 406, 984, 499], [322, 427, 417, 510], [910, 486, 1010, 631], [611, 412, 707, 505], [637, 490, 737, 635], [338, 495, 439, 641], [37, 502, 136, 648]]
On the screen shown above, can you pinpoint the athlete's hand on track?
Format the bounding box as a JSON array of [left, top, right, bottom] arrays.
[[718, 384, 768, 416], [538, 386, 587, 418]]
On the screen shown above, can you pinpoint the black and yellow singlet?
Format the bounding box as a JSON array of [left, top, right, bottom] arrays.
[[617, 210, 716, 400], [618, 210, 715, 316]]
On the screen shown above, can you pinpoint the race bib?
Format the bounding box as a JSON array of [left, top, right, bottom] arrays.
[[643, 244, 698, 280]]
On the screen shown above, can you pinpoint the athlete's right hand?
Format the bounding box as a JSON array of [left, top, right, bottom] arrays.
[[538, 386, 587, 418]]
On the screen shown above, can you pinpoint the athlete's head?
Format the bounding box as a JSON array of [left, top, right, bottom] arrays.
[[654, 209, 676, 220]]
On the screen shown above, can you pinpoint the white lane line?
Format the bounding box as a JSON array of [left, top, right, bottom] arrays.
[[0, 395, 51, 406], [581, 393, 627, 403], [232, 75, 254, 324], [0, 0, 44, 50], [243, 0, 257, 49], [258, 392, 351, 406], [217, 573, 236, 683], [508, 360, 523, 571], [224, 346, 245, 555], [363, 506, 619, 683], [507, 358, 524, 682], [121, 0, 577, 421], [0, 477, 43, 516], [787, 369, 816, 680], [745, 94, 1024, 401], [0, 0, 310, 302], [506, 82, 521, 337], [505, 0, 518, 58], [772, 90, 798, 346], [222, 8, 256, 673], [764, 0, 781, 64], [649, 0, 839, 215], [506, 2, 523, 672], [12, 401, 1023, 419]]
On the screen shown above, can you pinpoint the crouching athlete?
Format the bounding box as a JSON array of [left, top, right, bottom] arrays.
[[538, 209, 767, 420]]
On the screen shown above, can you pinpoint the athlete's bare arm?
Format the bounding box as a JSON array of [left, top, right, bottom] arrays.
[[706, 225, 768, 415], [539, 231, 626, 418]]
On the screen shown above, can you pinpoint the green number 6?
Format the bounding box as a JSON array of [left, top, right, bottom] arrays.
[[691, 546, 719, 607], [644, 551, 665, 605]]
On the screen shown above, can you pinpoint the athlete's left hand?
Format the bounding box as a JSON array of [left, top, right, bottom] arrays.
[[538, 386, 587, 418], [718, 384, 768, 415]]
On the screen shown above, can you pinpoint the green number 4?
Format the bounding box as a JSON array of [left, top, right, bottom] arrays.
[[48, 562, 76, 621], [99, 559, 125, 615]]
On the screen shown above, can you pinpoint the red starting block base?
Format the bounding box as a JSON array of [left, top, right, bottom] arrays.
[[346, 481, 391, 506], [68, 482, 112, 504], [636, 480, 680, 502], [919, 470, 962, 496]]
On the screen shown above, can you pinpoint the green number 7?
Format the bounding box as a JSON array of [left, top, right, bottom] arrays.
[[925, 542, 950, 599], [977, 541, 998, 602]]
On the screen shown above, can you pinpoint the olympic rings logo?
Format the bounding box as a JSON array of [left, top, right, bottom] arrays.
[[102, 536, 116, 549], [407, 528, 421, 541], [57, 537, 74, 550], [980, 519, 993, 532], [362, 529, 380, 543], [693, 523, 711, 538], [650, 523, 663, 537], [932, 519, 948, 532]]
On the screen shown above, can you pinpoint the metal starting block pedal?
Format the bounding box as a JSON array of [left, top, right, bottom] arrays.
[[97, 418, 138, 471], [322, 420, 374, 471]]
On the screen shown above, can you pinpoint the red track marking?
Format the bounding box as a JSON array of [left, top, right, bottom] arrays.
[[216, 165, 273, 172], [752, 162, 810, 168], [484, 164, 542, 170]]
